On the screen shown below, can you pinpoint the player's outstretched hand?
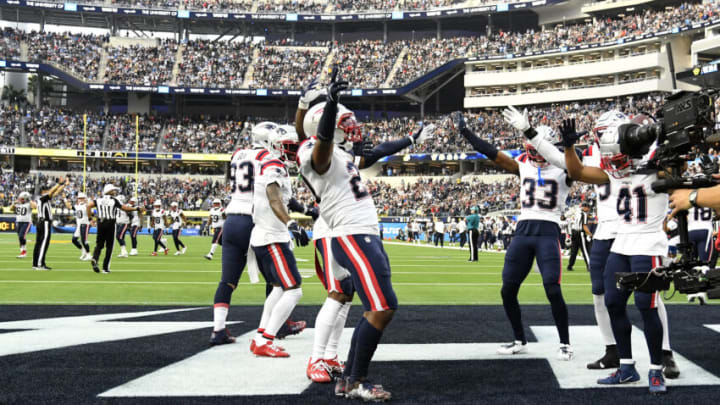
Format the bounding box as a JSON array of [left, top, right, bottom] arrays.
[[287, 220, 309, 246], [559, 118, 584, 147], [326, 67, 348, 104], [449, 111, 466, 133], [299, 77, 326, 110], [412, 123, 436, 145], [502, 106, 531, 133], [304, 206, 319, 221]]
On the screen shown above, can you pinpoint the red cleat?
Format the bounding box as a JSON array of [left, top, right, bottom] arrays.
[[324, 356, 345, 375], [250, 340, 256, 353], [253, 342, 289, 358], [307, 359, 332, 383], [151, 252, 158, 256], [164, 249, 169, 255]]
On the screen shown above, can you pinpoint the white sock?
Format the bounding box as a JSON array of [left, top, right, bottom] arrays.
[[325, 301, 351, 360], [210, 244, 218, 254], [620, 359, 635, 365], [311, 298, 343, 363], [263, 288, 303, 342], [593, 294, 616, 346], [255, 286, 284, 345], [213, 305, 229, 331], [657, 297, 671, 351]]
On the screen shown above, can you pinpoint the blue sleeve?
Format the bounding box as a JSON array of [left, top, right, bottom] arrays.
[[461, 128, 498, 160], [287, 197, 306, 214], [363, 138, 412, 167]]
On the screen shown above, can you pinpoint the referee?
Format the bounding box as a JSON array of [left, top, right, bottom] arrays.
[[86, 185, 139, 274], [32, 178, 68, 271], [567, 203, 592, 271]]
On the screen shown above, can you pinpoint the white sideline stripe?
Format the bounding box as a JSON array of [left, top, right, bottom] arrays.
[[0, 280, 592, 287], [0, 300, 697, 306], [0, 268, 592, 276]]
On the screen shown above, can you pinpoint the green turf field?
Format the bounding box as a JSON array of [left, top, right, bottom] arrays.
[[0, 233, 691, 306]]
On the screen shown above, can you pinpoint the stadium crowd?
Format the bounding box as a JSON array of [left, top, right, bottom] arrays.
[[24, 107, 106, 151], [0, 27, 21, 60], [1, 2, 717, 88], [161, 116, 244, 153], [104, 40, 178, 86], [106, 114, 165, 152]]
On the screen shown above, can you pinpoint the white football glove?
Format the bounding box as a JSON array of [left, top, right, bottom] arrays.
[[298, 78, 326, 110], [502, 105, 530, 132], [411, 124, 436, 145]]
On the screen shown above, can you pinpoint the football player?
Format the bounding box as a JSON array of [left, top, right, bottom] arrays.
[[66, 192, 91, 261], [150, 200, 169, 256], [169, 202, 187, 255], [452, 109, 574, 361], [128, 197, 142, 256], [560, 115, 673, 393], [296, 72, 400, 402], [115, 195, 131, 258], [209, 122, 276, 345], [686, 203, 714, 303], [205, 199, 226, 260], [10, 191, 34, 258], [249, 126, 307, 358]]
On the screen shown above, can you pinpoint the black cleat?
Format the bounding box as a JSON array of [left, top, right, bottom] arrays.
[[276, 319, 306, 340], [90, 258, 100, 273], [209, 328, 236, 346], [566, 267, 574, 272], [662, 352, 680, 379], [587, 345, 619, 370]]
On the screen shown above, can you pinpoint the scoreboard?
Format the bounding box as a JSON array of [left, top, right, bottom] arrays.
[[0, 217, 16, 232]]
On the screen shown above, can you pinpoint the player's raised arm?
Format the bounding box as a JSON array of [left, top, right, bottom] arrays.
[[559, 119, 609, 184], [311, 68, 348, 175], [296, 78, 325, 142], [451, 111, 519, 175], [503, 106, 570, 170], [357, 124, 436, 169]]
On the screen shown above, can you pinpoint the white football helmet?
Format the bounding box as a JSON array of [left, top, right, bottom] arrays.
[[525, 125, 557, 168], [153, 200, 162, 207], [269, 125, 300, 168], [303, 102, 362, 152], [251, 121, 279, 149], [594, 110, 632, 178], [212, 198, 222, 207], [18, 191, 31, 203]]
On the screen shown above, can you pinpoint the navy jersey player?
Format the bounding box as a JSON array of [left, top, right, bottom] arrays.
[[560, 116, 675, 393], [10, 191, 34, 258], [209, 122, 276, 345], [452, 108, 574, 361]]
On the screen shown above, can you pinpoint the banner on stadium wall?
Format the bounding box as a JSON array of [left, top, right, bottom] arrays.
[[0, 0, 563, 22]]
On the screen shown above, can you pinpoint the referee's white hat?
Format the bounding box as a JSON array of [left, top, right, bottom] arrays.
[[103, 184, 119, 195]]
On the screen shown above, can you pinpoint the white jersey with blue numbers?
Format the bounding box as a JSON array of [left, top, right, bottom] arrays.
[[116, 208, 129, 225], [688, 206, 714, 232], [516, 154, 570, 226], [151, 209, 166, 230], [584, 144, 619, 240], [74, 203, 90, 226], [130, 210, 141, 227], [298, 137, 379, 237], [14, 202, 32, 223], [608, 171, 668, 256], [170, 210, 184, 230], [250, 158, 293, 246], [208, 207, 225, 229], [226, 148, 271, 215]]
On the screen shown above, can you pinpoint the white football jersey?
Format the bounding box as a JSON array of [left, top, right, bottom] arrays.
[[170, 209, 184, 230], [516, 154, 570, 225], [14, 202, 32, 223], [208, 207, 225, 229], [116, 207, 129, 224], [608, 171, 668, 256], [584, 144, 619, 240], [298, 137, 379, 237], [151, 209, 166, 229], [74, 203, 90, 226], [130, 210, 141, 227], [226, 148, 271, 215], [313, 215, 330, 241], [688, 206, 714, 232], [250, 158, 293, 246]]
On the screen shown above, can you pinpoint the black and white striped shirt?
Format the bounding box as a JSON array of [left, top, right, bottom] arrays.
[[37, 195, 52, 221], [95, 196, 122, 221]]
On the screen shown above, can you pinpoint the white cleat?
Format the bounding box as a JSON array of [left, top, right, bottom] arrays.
[[204, 254, 213, 261], [81, 254, 92, 261], [557, 344, 574, 361], [497, 340, 528, 355], [129, 249, 138, 256], [17, 254, 27, 259], [181, 247, 187, 255], [117, 253, 128, 258], [174, 251, 181, 256], [688, 292, 708, 305]]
